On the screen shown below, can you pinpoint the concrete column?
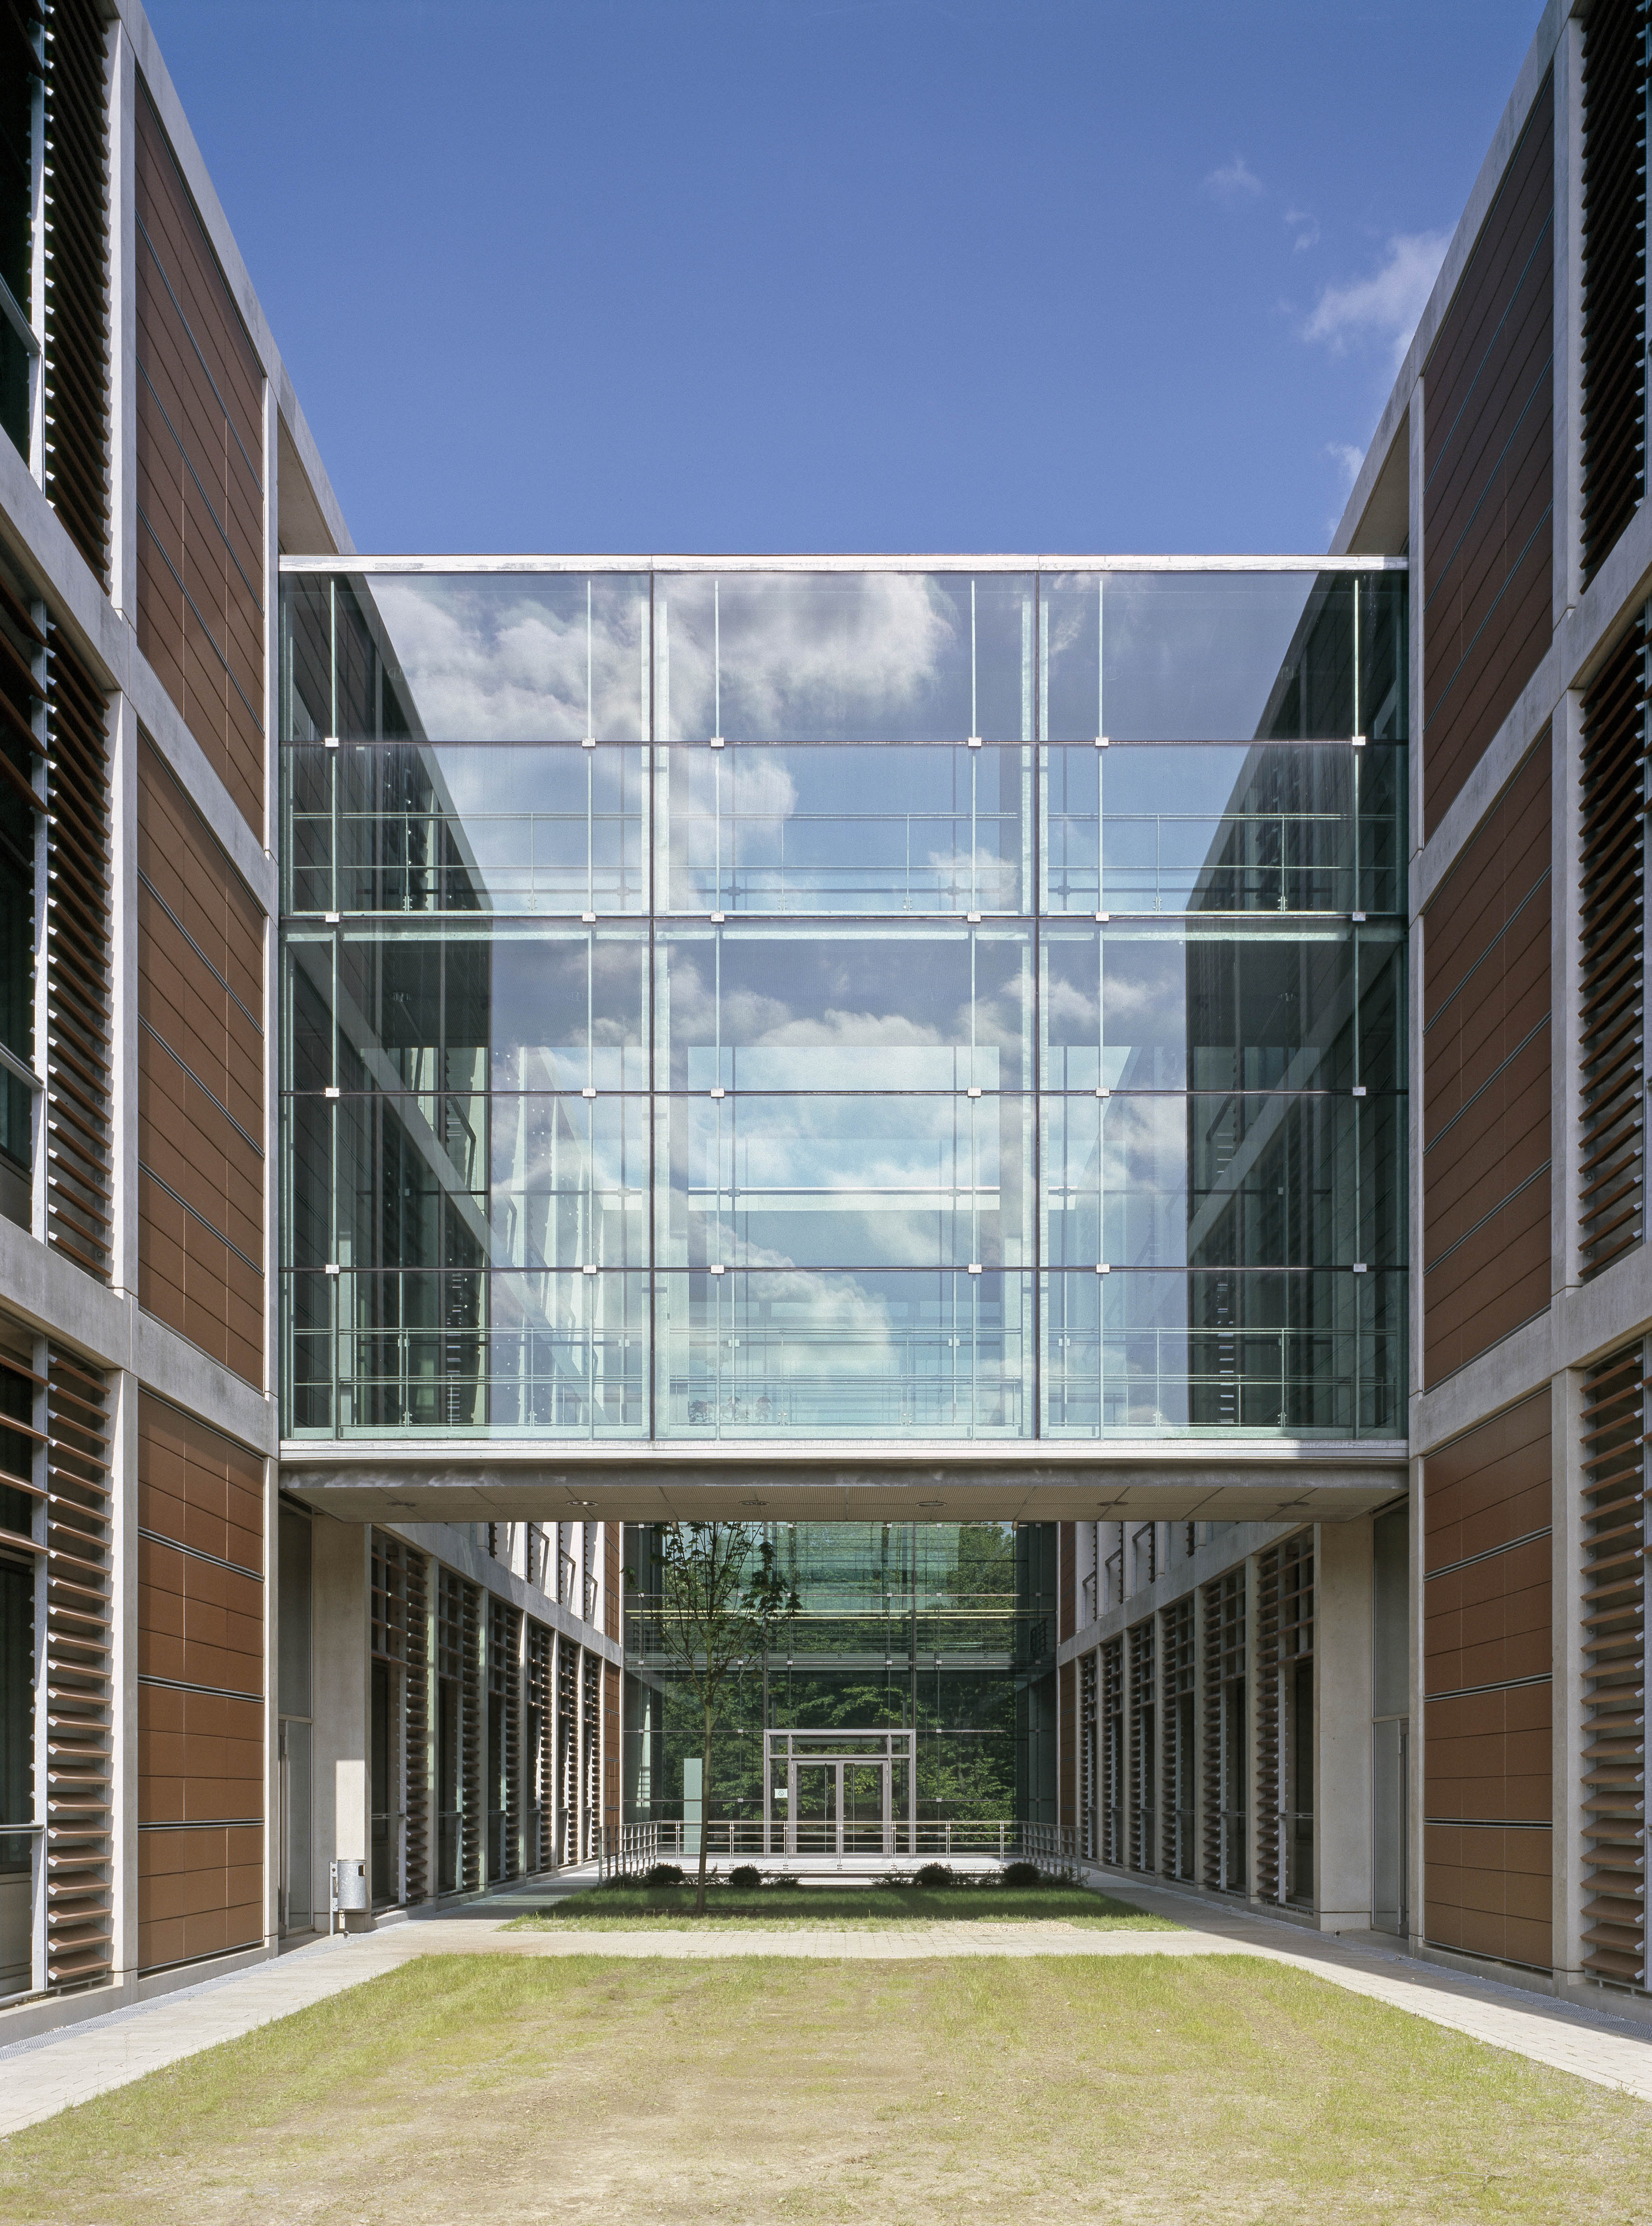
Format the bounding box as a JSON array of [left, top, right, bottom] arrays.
[[1551, 1369, 1585, 1983], [1316, 1519, 1375, 1931], [309, 1514, 369, 1928], [1552, 684, 1584, 1294]]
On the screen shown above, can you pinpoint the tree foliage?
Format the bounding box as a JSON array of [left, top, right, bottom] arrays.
[[655, 1522, 800, 1912]]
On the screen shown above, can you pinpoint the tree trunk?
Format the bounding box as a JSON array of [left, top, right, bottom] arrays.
[[696, 1698, 714, 1915]]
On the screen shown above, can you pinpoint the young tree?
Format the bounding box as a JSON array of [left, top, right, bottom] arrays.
[[657, 1522, 800, 1915]]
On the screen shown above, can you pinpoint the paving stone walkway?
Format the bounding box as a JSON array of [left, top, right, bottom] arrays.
[[4, 1869, 1652, 2136]]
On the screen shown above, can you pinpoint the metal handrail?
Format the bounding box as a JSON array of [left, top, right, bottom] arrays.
[[597, 1818, 1079, 1879]]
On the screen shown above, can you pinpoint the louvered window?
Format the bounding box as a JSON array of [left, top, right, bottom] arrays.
[[526, 1623, 553, 1873], [487, 1598, 520, 1883], [43, 1344, 111, 1987], [1127, 1619, 1156, 1872], [0, 567, 42, 1220], [1256, 1537, 1315, 1907], [1099, 1636, 1124, 1866], [1581, 0, 1651, 585], [368, 1534, 406, 1907], [1579, 609, 1650, 1276], [558, 1638, 579, 1865], [1203, 1570, 1247, 1893], [1160, 1597, 1196, 1882], [581, 1652, 601, 1859], [1078, 1651, 1097, 1861], [435, 1569, 463, 1895], [402, 1550, 429, 1904], [1581, 1341, 1649, 1987]]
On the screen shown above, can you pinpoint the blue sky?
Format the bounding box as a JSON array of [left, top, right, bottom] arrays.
[[149, 0, 1541, 556]]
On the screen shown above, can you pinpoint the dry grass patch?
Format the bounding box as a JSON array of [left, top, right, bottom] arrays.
[[0, 1953, 1649, 2225]]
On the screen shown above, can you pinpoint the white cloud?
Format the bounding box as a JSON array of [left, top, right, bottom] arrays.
[[1204, 154, 1263, 203], [1304, 231, 1450, 370], [1283, 208, 1320, 252], [1326, 441, 1366, 488]]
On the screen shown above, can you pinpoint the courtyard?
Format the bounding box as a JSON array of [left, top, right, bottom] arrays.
[[2, 1903, 1652, 2225]]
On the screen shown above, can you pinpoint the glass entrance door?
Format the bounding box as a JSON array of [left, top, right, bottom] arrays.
[[790, 1762, 837, 1855]]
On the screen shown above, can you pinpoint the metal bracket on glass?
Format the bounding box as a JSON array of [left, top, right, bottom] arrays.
[[581, 736, 596, 749], [1352, 1262, 1368, 1274], [1095, 736, 1109, 749], [324, 736, 340, 750], [581, 910, 596, 922], [1351, 734, 1366, 749], [325, 911, 339, 924], [581, 1086, 596, 1099], [966, 1086, 982, 1098], [1352, 1085, 1366, 1097], [1351, 911, 1365, 923], [709, 1263, 726, 1275], [965, 911, 981, 923], [1095, 1263, 1110, 1274], [967, 1262, 982, 1274], [710, 1087, 725, 1099], [1093, 911, 1109, 924], [325, 1263, 341, 1277], [967, 737, 982, 749], [710, 911, 725, 923], [324, 1085, 340, 1100], [1094, 1086, 1111, 1098], [0, 1041, 42, 1095], [710, 736, 726, 749], [582, 1263, 598, 1275]]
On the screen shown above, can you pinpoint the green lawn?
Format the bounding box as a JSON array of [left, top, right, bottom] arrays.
[[506, 1880, 1179, 1929], [2, 1954, 1649, 2224]]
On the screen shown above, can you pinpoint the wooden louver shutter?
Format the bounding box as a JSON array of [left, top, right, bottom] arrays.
[[1160, 1596, 1195, 1882], [1127, 1619, 1154, 1872], [1255, 1548, 1283, 1904], [41, 0, 111, 586], [1579, 609, 1650, 1279], [1580, 0, 1652, 585], [1581, 1341, 1649, 1986], [44, 1344, 111, 1987], [402, 1548, 429, 1906], [458, 1577, 481, 1890]]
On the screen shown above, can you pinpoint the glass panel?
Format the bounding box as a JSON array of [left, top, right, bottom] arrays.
[[286, 1089, 650, 1275], [660, 743, 1031, 914], [277, 1505, 311, 1718], [285, 923, 650, 1097], [283, 742, 648, 916], [1041, 571, 1391, 742], [280, 573, 650, 742], [1040, 1267, 1406, 1436], [1041, 742, 1402, 916], [656, 1269, 1032, 1438], [658, 1094, 1031, 1268], [1039, 921, 1404, 1091], [1041, 1090, 1403, 1269], [283, 1267, 650, 1437], [658, 924, 1032, 1091], [656, 573, 1034, 740]]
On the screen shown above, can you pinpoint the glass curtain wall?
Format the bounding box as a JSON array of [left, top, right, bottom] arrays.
[[280, 564, 1407, 1442], [623, 1519, 1056, 1831]]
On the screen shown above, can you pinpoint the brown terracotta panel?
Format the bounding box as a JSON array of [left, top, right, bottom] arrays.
[[1421, 76, 1554, 836]]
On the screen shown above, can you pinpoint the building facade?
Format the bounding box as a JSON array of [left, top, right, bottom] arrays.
[[0, 1, 613, 2041], [1, 0, 1649, 2045]]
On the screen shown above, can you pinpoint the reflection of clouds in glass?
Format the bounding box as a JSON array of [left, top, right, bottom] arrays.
[[369, 576, 647, 740], [667, 575, 955, 740], [662, 574, 1024, 741]]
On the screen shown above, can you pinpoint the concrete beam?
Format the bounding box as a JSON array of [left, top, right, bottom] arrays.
[[281, 1446, 1408, 1526]]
